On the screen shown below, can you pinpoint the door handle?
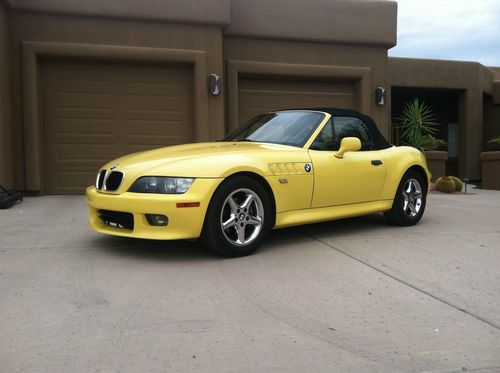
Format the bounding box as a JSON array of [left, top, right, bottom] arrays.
[[371, 160, 383, 166]]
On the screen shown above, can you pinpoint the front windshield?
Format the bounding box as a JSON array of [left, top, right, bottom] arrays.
[[222, 111, 325, 147]]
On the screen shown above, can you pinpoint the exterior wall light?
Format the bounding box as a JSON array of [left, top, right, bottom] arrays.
[[375, 86, 386, 106], [208, 74, 221, 95]]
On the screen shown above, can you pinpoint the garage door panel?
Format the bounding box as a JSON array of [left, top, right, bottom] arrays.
[[124, 95, 183, 112], [123, 82, 189, 94], [41, 60, 193, 194], [240, 91, 355, 117], [125, 110, 182, 121], [59, 171, 99, 188], [122, 135, 183, 146], [56, 118, 115, 135], [55, 109, 115, 121], [238, 77, 357, 124], [54, 92, 114, 109], [52, 134, 115, 145], [240, 78, 355, 93], [57, 144, 117, 160], [125, 120, 182, 135]]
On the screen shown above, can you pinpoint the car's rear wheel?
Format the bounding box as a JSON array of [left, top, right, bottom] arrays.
[[201, 176, 272, 257], [384, 170, 427, 226]]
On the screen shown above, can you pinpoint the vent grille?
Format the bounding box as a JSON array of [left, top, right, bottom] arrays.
[[95, 170, 106, 190], [105, 171, 124, 191], [98, 210, 134, 230]]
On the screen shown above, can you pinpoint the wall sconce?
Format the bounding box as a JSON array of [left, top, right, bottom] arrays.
[[375, 86, 386, 106], [208, 74, 221, 96]]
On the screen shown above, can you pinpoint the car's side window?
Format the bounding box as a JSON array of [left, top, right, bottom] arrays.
[[333, 116, 375, 151], [310, 119, 334, 151]]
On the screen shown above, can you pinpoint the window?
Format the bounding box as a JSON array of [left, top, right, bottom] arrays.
[[310, 119, 334, 150], [223, 111, 325, 147], [333, 116, 375, 151], [310, 116, 376, 151]]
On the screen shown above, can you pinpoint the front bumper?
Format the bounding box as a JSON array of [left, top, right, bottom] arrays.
[[86, 178, 223, 240]]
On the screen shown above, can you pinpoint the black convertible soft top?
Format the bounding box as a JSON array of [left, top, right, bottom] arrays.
[[281, 107, 393, 150]]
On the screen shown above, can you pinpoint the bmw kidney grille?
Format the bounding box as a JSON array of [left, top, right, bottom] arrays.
[[104, 171, 124, 191], [95, 170, 106, 190]]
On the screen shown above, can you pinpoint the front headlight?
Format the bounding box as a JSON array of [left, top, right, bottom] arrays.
[[128, 176, 195, 194]]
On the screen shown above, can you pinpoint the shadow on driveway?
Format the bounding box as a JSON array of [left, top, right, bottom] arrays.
[[90, 213, 393, 261], [91, 235, 217, 262]]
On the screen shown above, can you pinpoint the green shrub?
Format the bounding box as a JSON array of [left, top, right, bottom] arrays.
[[397, 99, 446, 151], [435, 176, 455, 193], [488, 136, 500, 145], [448, 176, 463, 192]]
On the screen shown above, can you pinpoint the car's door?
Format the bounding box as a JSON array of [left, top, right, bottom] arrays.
[[308, 116, 387, 208]]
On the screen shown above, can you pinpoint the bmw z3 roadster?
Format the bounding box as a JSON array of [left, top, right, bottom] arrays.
[[87, 108, 430, 257]]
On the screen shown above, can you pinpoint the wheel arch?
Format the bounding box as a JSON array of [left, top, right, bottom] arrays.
[[206, 171, 277, 228], [406, 164, 429, 193]]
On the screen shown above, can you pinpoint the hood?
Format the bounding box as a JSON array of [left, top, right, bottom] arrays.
[[101, 141, 309, 187]]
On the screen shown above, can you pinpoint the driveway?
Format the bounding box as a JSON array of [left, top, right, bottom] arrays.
[[1, 189, 499, 372]]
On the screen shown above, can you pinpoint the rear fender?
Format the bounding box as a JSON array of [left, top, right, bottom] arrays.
[[379, 147, 431, 200]]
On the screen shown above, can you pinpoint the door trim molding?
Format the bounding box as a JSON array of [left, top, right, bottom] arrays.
[[22, 41, 209, 192]]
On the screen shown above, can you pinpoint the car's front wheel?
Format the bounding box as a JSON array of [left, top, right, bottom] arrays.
[[201, 176, 272, 257], [384, 169, 427, 226]]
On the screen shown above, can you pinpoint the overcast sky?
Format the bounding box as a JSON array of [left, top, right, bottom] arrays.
[[389, 0, 500, 66]]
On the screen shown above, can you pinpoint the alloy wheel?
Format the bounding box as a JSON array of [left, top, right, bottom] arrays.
[[402, 178, 423, 217], [220, 188, 264, 246]]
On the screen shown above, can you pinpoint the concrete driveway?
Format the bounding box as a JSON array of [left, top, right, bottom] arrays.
[[1, 189, 499, 372]]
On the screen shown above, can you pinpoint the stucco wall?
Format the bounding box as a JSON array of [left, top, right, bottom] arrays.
[[4, 0, 397, 47], [3, 0, 398, 191], [7, 11, 225, 189], [489, 67, 500, 79], [484, 95, 500, 147], [0, 2, 12, 187], [223, 38, 391, 137], [389, 58, 491, 92], [225, 0, 397, 47], [3, 0, 231, 25], [389, 57, 495, 179]]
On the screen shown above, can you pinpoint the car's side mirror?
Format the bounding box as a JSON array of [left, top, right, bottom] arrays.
[[334, 137, 361, 159]]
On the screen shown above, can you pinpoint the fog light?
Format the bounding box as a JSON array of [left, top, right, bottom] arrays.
[[146, 214, 168, 226]]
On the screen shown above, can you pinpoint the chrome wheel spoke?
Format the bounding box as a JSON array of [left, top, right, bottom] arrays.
[[408, 202, 417, 215], [228, 196, 239, 212], [236, 224, 246, 243], [247, 215, 262, 226], [241, 194, 254, 209], [222, 215, 237, 230], [402, 178, 423, 218]]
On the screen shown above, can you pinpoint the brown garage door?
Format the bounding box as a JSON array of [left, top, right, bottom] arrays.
[[41, 60, 193, 194], [238, 77, 357, 124]]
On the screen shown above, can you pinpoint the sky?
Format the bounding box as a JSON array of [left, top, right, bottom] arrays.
[[389, 0, 500, 66]]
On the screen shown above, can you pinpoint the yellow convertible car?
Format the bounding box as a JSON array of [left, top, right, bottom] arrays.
[[87, 108, 430, 257]]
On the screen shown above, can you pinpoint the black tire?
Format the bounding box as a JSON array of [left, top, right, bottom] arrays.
[[384, 170, 427, 226], [200, 176, 273, 257]]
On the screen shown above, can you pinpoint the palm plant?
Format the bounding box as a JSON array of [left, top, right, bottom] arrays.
[[398, 99, 446, 151], [488, 136, 500, 145]]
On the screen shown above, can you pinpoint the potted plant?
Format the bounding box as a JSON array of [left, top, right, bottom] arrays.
[[486, 136, 500, 151], [397, 99, 447, 180], [481, 136, 500, 190]]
